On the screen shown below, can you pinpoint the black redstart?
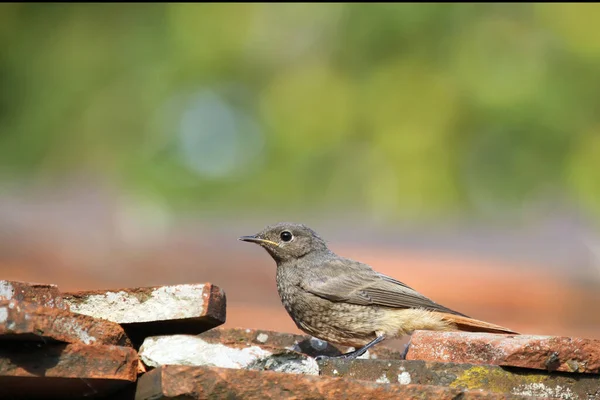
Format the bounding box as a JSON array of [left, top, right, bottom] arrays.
[[239, 222, 519, 359]]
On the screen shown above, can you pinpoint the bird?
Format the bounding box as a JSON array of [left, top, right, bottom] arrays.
[[239, 222, 519, 360]]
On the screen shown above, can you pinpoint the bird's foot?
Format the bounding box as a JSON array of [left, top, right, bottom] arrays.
[[314, 335, 386, 362], [400, 340, 412, 360]]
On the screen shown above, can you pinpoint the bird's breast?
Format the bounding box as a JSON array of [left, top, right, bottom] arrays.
[[275, 267, 303, 314]]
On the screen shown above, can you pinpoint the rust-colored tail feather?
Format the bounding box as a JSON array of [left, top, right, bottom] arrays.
[[434, 312, 520, 335]]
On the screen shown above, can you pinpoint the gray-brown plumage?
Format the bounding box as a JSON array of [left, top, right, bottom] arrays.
[[239, 222, 519, 359]]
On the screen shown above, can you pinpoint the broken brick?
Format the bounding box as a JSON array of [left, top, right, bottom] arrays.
[[134, 365, 533, 400], [0, 299, 131, 346], [407, 330, 600, 374], [139, 334, 319, 375], [0, 280, 68, 310], [319, 358, 600, 399], [198, 327, 406, 360], [0, 342, 138, 399], [63, 283, 226, 346]]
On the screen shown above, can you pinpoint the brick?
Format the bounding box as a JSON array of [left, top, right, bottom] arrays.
[[138, 328, 405, 375], [198, 327, 406, 360], [63, 283, 226, 346], [0, 299, 131, 346], [319, 358, 600, 400], [407, 330, 600, 374], [134, 365, 536, 400], [139, 334, 319, 375], [0, 280, 68, 310], [0, 342, 138, 399]]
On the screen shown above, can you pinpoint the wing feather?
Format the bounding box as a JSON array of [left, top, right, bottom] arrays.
[[303, 258, 467, 317]]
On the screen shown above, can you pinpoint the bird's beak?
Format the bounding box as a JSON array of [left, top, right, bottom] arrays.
[[238, 235, 279, 247]]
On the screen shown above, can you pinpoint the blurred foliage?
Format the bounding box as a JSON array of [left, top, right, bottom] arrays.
[[1, 3, 600, 222]]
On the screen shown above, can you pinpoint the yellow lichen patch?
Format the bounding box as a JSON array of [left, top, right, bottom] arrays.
[[450, 366, 547, 393]]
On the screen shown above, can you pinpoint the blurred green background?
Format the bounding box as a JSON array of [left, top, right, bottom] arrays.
[[3, 3, 600, 224], [2, 3, 600, 339]]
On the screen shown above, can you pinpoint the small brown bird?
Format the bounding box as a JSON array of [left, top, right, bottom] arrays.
[[239, 222, 519, 360]]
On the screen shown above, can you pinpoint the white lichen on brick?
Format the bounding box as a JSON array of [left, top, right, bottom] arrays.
[[0, 282, 14, 300], [54, 316, 97, 345], [511, 383, 575, 400], [428, 341, 451, 362], [279, 357, 319, 375], [139, 335, 272, 369], [398, 371, 411, 385], [0, 307, 7, 324], [376, 374, 390, 384], [68, 325, 96, 345], [249, 354, 319, 375], [256, 333, 269, 343], [65, 284, 207, 323]]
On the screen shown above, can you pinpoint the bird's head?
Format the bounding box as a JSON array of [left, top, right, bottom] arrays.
[[239, 222, 329, 263]]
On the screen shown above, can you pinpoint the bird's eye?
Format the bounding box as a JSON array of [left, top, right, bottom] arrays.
[[280, 231, 293, 242]]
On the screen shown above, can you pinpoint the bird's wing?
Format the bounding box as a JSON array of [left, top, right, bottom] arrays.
[[302, 258, 467, 316]]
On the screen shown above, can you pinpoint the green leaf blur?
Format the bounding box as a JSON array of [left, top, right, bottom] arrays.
[[2, 3, 600, 221]]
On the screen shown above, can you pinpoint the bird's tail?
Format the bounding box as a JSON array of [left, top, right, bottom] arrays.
[[433, 312, 520, 335]]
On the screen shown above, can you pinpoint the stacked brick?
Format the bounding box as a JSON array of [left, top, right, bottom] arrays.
[[0, 281, 225, 399], [1, 279, 599, 399]]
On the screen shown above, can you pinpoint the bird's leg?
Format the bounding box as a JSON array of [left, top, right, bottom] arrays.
[[336, 335, 386, 359], [401, 337, 412, 360], [315, 335, 386, 361]]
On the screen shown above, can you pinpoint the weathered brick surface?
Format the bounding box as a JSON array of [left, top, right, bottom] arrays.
[[198, 327, 406, 360], [0, 280, 68, 310], [0, 299, 131, 346], [135, 365, 537, 400], [5, 275, 595, 400], [0, 342, 138, 399], [139, 334, 319, 375], [407, 331, 600, 374], [319, 358, 600, 400], [63, 283, 226, 346]]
